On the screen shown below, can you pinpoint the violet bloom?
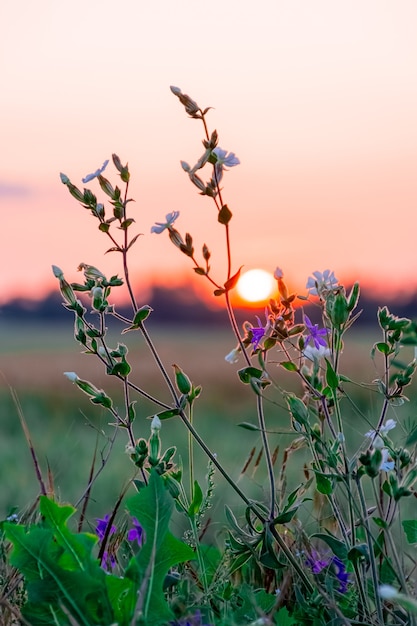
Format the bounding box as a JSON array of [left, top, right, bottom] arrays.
[[82, 159, 109, 184], [127, 517, 143, 546], [151, 211, 180, 234], [304, 315, 327, 350], [306, 549, 329, 574], [307, 551, 350, 593], [170, 610, 212, 626], [95, 514, 117, 571], [95, 514, 116, 542], [250, 315, 269, 350], [333, 557, 349, 594]]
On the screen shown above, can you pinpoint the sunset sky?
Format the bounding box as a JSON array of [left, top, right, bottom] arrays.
[[1, 1, 417, 306]]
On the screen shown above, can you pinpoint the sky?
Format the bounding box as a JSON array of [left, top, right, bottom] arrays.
[[1, 1, 417, 306]]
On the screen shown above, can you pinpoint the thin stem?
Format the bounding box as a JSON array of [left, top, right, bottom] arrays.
[[356, 474, 385, 626]]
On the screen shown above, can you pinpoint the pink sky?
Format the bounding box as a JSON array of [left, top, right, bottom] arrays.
[[1, 1, 417, 305]]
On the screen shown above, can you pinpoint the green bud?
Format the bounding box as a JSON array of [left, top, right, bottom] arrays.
[[332, 292, 349, 326], [172, 364, 192, 394]]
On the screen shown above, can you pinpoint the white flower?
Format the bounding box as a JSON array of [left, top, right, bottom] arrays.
[[82, 159, 109, 184], [365, 419, 396, 443], [151, 415, 162, 431], [225, 347, 240, 364], [150, 211, 180, 234], [380, 448, 395, 472], [212, 147, 240, 168], [378, 585, 398, 600], [274, 267, 284, 280], [306, 270, 339, 297], [303, 344, 331, 362], [64, 372, 79, 382]]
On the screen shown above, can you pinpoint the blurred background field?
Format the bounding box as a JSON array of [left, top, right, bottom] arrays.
[[1, 318, 416, 540]]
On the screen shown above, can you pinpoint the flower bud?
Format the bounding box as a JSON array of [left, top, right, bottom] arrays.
[[172, 364, 192, 394]]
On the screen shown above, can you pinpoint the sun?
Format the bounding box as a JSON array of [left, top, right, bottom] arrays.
[[236, 269, 276, 303]]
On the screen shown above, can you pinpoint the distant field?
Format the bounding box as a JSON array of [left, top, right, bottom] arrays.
[[1, 321, 416, 534]]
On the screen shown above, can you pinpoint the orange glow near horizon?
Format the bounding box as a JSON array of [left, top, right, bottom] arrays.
[[1, 2, 417, 306]]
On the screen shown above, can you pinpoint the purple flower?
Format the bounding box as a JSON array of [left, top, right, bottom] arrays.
[[127, 517, 143, 546], [306, 550, 329, 574], [333, 557, 349, 594], [95, 514, 117, 570], [250, 315, 269, 350], [82, 159, 109, 184], [304, 315, 327, 350], [306, 551, 350, 593], [95, 514, 116, 542], [170, 610, 212, 626]]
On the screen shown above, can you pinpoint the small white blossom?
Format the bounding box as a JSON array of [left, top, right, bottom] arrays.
[[150, 211, 180, 234], [82, 159, 109, 184], [380, 448, 395, 472], [365, 419, 396, 445], [151, 415, 162, 431], [378, 585, 398, 600], [64, 372, 79, 382], [306, 270, 339, 297], [225, 347, 240, 364], [274, 267, 284, 279], [303, 344, 331, 362]]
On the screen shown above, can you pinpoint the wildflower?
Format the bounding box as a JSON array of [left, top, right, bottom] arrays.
[[380, 448, 395, 472], [95, 514, 116, 542], [212, 147, 240, 168], [127, 517, 143, 546], [333, 556, 349, 593], [307, 550, 350, 593], [306, 270, 339, 297], [170, 610, 212, 626], [82, 159, 109, 184], [250, 315, 269, 350], [95, 514, 117, 571], [306, 550, 328, 574], [151, 415, 162, 431], [365, 419, 396, 440], [63, 371, 79, 382], [379, 584, 398, 600], [212, 146, 240, 183], [225, 347, 240, 364], [303, 344, 331, 362], [365, 419, 396, 448], [274, 267, 284, 280], [304, 315, 327, 350], [151, 211, 180, 234]]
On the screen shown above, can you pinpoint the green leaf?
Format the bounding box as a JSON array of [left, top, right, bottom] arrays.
[[4, 498, 113, 625], [126, 471, 194, 626], [314, 470, 334, 495], [280, 361, 298, 372], [238, 366, 263, 384], [325, 359, 338, 390], [375, 342, 390, 355], [402, 520, 417, 544], [237, 421, 261, 431], [285, 394, 309, 427], [275, 606, 297, 625], [154, 408, 180, 420], [188, 480, 203, 517], [310, 532, 348, 561]]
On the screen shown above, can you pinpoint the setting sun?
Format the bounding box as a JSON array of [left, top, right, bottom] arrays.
[[236, 269, 276, 303]]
